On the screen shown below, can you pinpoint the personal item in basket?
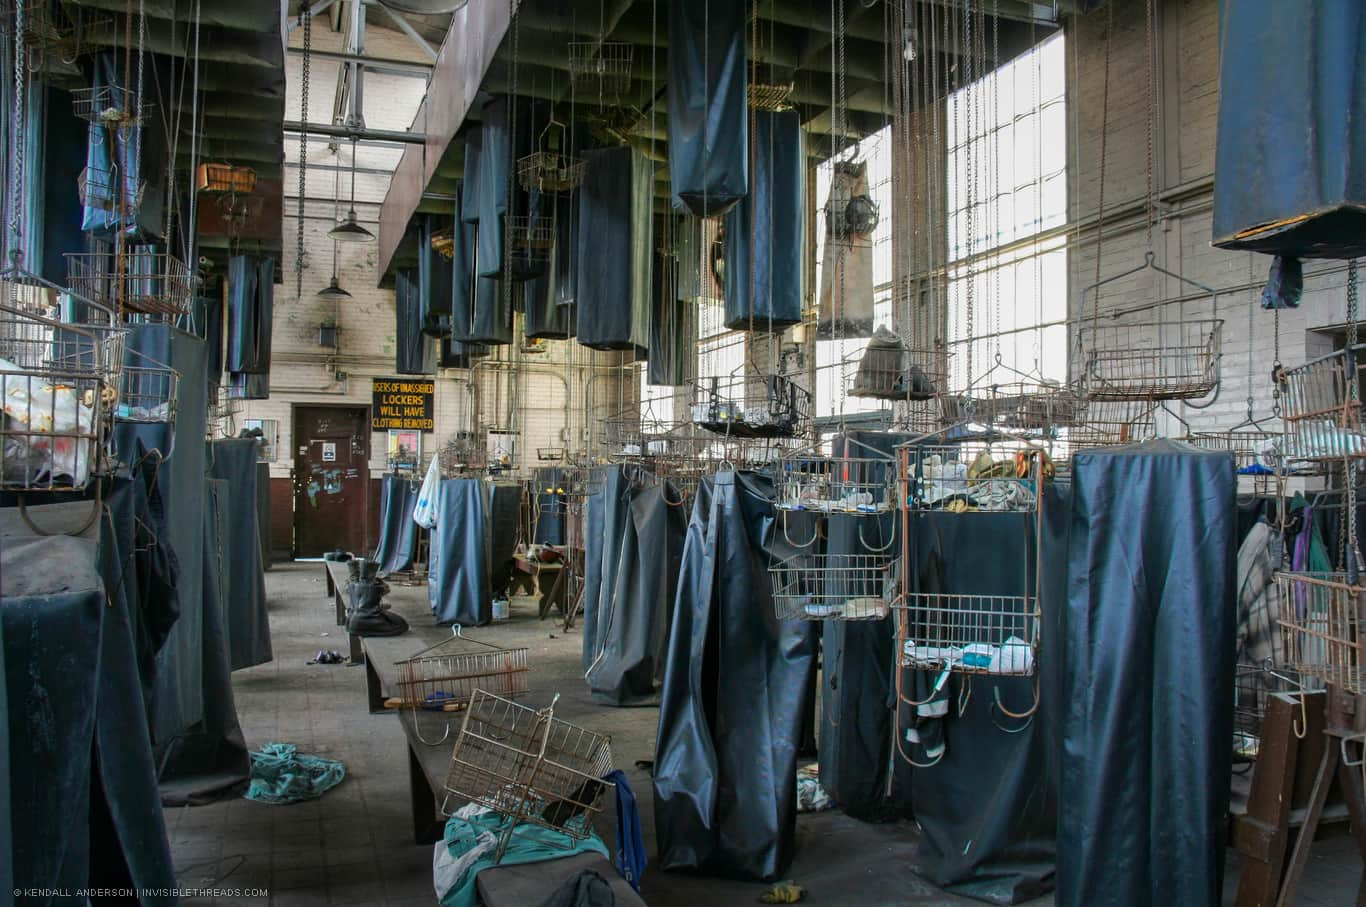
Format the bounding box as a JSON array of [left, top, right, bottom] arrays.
[[1, 362, 97, 487]]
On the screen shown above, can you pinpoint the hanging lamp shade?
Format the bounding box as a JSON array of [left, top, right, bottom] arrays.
[[317, 276, 353, 299], [329, 209, 374, 243]]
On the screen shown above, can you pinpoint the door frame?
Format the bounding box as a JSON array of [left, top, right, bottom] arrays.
[[291, 403, 372, 558]]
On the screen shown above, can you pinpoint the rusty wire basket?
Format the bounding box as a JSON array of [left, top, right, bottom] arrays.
[[397, 627, 529, 745], [895, 591, 1039, 676], [1076, 318, 1223, 401], [517, 151, 586, 194], [1277, 345, 1366, 461], [771, 552, 895, 621], [442, 691, 612, 862], [568, 41, 634, 97], [690, 372, 812, 440], [899, 439, 1049, 514], [1276, 572, 1366, 694], [774, 445, 898, 514], [77, 165, 145, 213], [65, 248, 193, 318], [71, 84, 148, 127], [1058, 397, 1160, 452]]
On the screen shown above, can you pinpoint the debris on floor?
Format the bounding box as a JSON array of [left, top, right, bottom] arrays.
[[758, 881, 806, 903], [309, 649, 345, 664], [796, 764, 832, 813]]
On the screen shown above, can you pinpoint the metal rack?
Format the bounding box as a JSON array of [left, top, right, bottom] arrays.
[[66, 248, 193, 318], [442, 691, 612, 862], [1276, 572, 1365, 694], [1277, 345, 1366, 461], [771, 552, 894, 621], [396, 627, 530, 745], [689, 372, 812, 439], [895, 592, 1039, 675], [1076, 252, 1222, 402], [0, 303, 110, 491]]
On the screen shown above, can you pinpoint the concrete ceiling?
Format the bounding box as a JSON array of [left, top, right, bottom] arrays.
[[376, 0, 1068, 279]]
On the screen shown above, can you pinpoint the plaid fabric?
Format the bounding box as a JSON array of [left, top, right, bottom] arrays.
[[1236, 520, 1282, 667]]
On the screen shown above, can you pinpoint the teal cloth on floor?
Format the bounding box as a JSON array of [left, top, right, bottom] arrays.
[[436, 810, 609, 907], [244, 743, 346, 804]]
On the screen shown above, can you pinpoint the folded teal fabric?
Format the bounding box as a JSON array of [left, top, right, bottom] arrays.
[[244, 743, 346, 804]]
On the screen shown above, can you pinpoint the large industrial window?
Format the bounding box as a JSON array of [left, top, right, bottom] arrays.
[[945, 31, 1067, 390]]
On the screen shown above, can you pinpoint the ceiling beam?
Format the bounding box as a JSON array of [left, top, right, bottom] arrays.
[[287, 46, 434, 76]]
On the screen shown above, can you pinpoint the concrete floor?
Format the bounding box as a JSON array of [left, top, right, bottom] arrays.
[[163, 561, 1360, 906]]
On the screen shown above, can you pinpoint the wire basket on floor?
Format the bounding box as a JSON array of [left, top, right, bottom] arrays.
[[771, 552, 894, 621], [895, 592, 1039, 676], [0, 303, 110, 491], [1076, 318, 1222, 401], [1277, 345, 1366, 461], [442, 691, 612, 862], [396, 627, 530, 745], [66, 249, 193, 318], [690, 372, 812, 439], [1277, 572, 1366, 694]]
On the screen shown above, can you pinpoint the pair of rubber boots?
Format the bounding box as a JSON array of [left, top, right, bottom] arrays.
[[345, 558, 408, 637]]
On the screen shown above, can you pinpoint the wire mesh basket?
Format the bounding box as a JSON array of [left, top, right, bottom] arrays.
[[66, 249, 193, 318], [1233, 660, 1318, 760], [517, 151, 586, 193], [900, 440, 1048, 513], [0, 3, 111, 56], [748, 82, 794, 111], [690, 372, 812, 439], [1278, 345, 1366, 461], [397, 628, 530, 745], [895, 592, 1039, 676], [71, 85, 147, 128], [442, 691, 612, 860], [77, 166, 146, 213], [114, 348, 178, 424], [1182, 429, 1279, 474], [0, 303, 109, 491], [196, 162, 257, 194], [508, 215, 555, 256], [568, 41, 634, 97], [1075, 318, 1222, 401], [1276, 571, 1365, 694], [774, 448, 897, 513], [1057, 397, 1159, 451], [771, 552, 895, 621], [844, 343, 944, 402]]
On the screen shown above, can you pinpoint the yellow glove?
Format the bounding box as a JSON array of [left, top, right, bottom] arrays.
[[758, 882, 806, 904]]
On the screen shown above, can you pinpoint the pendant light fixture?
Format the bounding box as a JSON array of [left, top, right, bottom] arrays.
[[329, 137, 374, 242], [320, 151, 355, 297]]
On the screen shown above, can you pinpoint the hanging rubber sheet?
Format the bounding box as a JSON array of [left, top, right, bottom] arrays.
[[395, 268, 434, 374], [584, 473, 687, 706], [429, 478, 492, 626], [1213, 0, 1366, 257], [653, 472, 817, 881], [1056, 441, 1235, 907], [575, 146, 653, 354], [667, 0, 748, 217], [817, 433, 914, 822], [374, 473, 419, 576], [227, 371, 270, 400], [446, 183, 490, 361], [524, 194, 575, 340], [901, 504, 1064, 904], [469, 99, 510, 278], [207, 439, 274, 671], [488, 482, 522, 597], [43, 84, 88, 284], [1, 501, 178, 901], [82, 52, 157, 236], [226, 254, 276, 374], [724, 109, 804, 332], [649, 249, 691, 387], [581, 465, 650, 674], [420, 214, 453, 324], [533, 467, 568, 546]]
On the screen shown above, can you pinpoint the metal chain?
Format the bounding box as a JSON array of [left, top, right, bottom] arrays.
[[1091, 2, 1112, 326], [296, 8, 311, 299], [963, 0, 975, 389], [1348, 259, 1359, 566], [1144, 0, 1155, 246], [1271, 303, 1282, 417], [9, 0, 26, 262]]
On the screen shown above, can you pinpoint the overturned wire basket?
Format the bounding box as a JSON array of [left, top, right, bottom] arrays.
[[1276, 571, 1366, 694], [442, 691, 612, 862], [66, 248, 193, 318], [1076, 317, 1223, 401], [771, 552, 895, 622], [396, 627, 530, 745], [0, 303, 111, 491], [895, 592, 1039, 676], [1277, 345, 1366, 461]]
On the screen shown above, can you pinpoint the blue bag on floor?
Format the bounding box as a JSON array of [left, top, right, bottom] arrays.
[[605, 769, 645, 892]]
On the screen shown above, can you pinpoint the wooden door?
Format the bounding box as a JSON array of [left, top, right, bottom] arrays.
[[293, 405, 370, 557]]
